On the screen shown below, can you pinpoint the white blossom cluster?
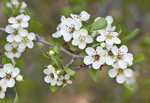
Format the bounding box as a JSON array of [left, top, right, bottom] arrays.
[[52, 11, 135, 85], [0, 1, 36, 99], [43, 65, 72, 87], [5, 14, 36, 60], [52, 11, 93, 49], [0, 63, 23, 99], [6, 0, 27, 13]]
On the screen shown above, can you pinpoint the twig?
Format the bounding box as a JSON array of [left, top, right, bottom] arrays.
[[64, 57, 76, 68], [0, 27, 5, 32], [36, 35, 84, 59]]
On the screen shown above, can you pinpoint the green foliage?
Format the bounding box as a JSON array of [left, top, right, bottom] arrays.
[[124, 28, 140, 41], [14, 93, 19, 103], [134, 53, 144, 63], [90, 69, 98, 81], [90, 18, 107, 31], [2, 57, 12, 64], [50, 86, 59, 92], [15, 58, 24, 69], [3, 0, 13, 16], [64, 68, 75, 76], [123, 82, 136, 93]]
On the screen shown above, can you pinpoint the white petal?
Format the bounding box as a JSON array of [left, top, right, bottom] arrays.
[[124, 69, 133, 78], [105, 16, 113, 24], [85, 36, 93, 43], [118, 60, 127, 69], [21, 22, 28, 28], [28, 32, 36, 40], [7, 35, 15, 42], [84, 56, 94, 65], [5, 25, 14, 33], [80, 11, 90, 21], [105, 56, 114, 65], [64, 74, 70, 80], [52, 32, 62, 38], [72, 39, 79, 46], [96, 36, 105, 42], [27, 41, 34, 48], [120, 45, 128, 53], [111, 46, 118, 56], [8, 17, 16, 24], [12, 68, 20, 78], [116, 75, 126, 84], [0, 69, 5, 78], [78, 43, 86, 49], [4, 44, 12, 51], [113, 37, 121, 44], [0, 92, 5, 99], [92, 61, 101, 69], [108, 69, 117, 78], [14, 35, 22, 42], [63, 33, 72, 42], [85, 47, 96, 56], [44, 76, 51, 83], [6, 79, 15, 88]]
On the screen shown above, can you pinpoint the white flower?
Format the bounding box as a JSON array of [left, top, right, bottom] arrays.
[[72, 29, 93, 49], [57, 74, 72, 87], [111, 45, 133, 69], [5, 25, 25, 42], [20, 2, 27, 13], [71, 11, 90, 21], [52, 16, 82, 42], [5, 42, 25, 59], [43, 65, 58, 86], [96, 30, 121, 45], [0, 64, 20, 88], [19, 31, 36, 49], [108, 68, 133, 84], [84, 46, 106, 69], [8, 14, 30, 28], [16, 75, 23, 82], [0, 79, 7, 99]]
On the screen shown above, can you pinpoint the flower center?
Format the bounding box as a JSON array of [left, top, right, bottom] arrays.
[[93, 54, 100, 61], [49, 73, 54, 79], [106, 32, 113, 39], [117, 54, 123, 59], [108, 51, 113, 56], [118, 68, 124, 74], [12, 47, 18, 53], [13, 29, 19, 35], [69, 27, 75, 34], [22, 37, 29, 43], [78, 35, 85, 42], [17, 19, 22, 24], [6, 74, 11, 79]]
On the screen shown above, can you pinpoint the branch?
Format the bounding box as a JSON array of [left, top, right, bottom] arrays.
[[0, 27, 5, 32], [36, 35, 84, 59], [64, 57, 76, 68]]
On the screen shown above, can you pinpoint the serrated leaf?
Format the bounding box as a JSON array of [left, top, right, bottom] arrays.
[[134, 53, 144, 63], [124, 28, 139, 41], [64, 68, 75, 76], [50, 86, 58, 92], [90, 69, 98, 81], [91, 18, 107, 31], [14, 93, 19, 103]]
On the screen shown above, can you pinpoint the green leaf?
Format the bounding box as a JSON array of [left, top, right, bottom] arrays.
[[14, 93, 19, 103], [90, 69, 98, 81], [91, 18, 107, 31], [3, 0, 13, 16], [2, 57, 12, 64], [15, 58, 24, 69], [50, 86, 58, 92], [64, 68, 75, 76], [134, 53, 144, 63], [124, 28, 139, 41], [123, 82, 136, 93]]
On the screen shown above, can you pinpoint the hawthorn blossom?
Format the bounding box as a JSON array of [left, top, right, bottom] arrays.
[[108, 68, 133, 84], [5, 42, 25, 59], [16, 75, 23, 82], [0, 63, 20, 88], [84, 46, 106, 69], [19, 31, 36, 49], [111, 45, 133, 69], [5, 25, 25, 42], [72, 29, 93, 49], [71, 11, 90, 21], [52, 16, 82, 42], [43, 65, 58, 86], [0, 80, 7, 99], [8, 14, 30, 28], [57, 74, 72, 87]]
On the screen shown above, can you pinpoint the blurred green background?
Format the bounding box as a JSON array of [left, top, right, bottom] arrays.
[[0, 0, 150, 103]]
